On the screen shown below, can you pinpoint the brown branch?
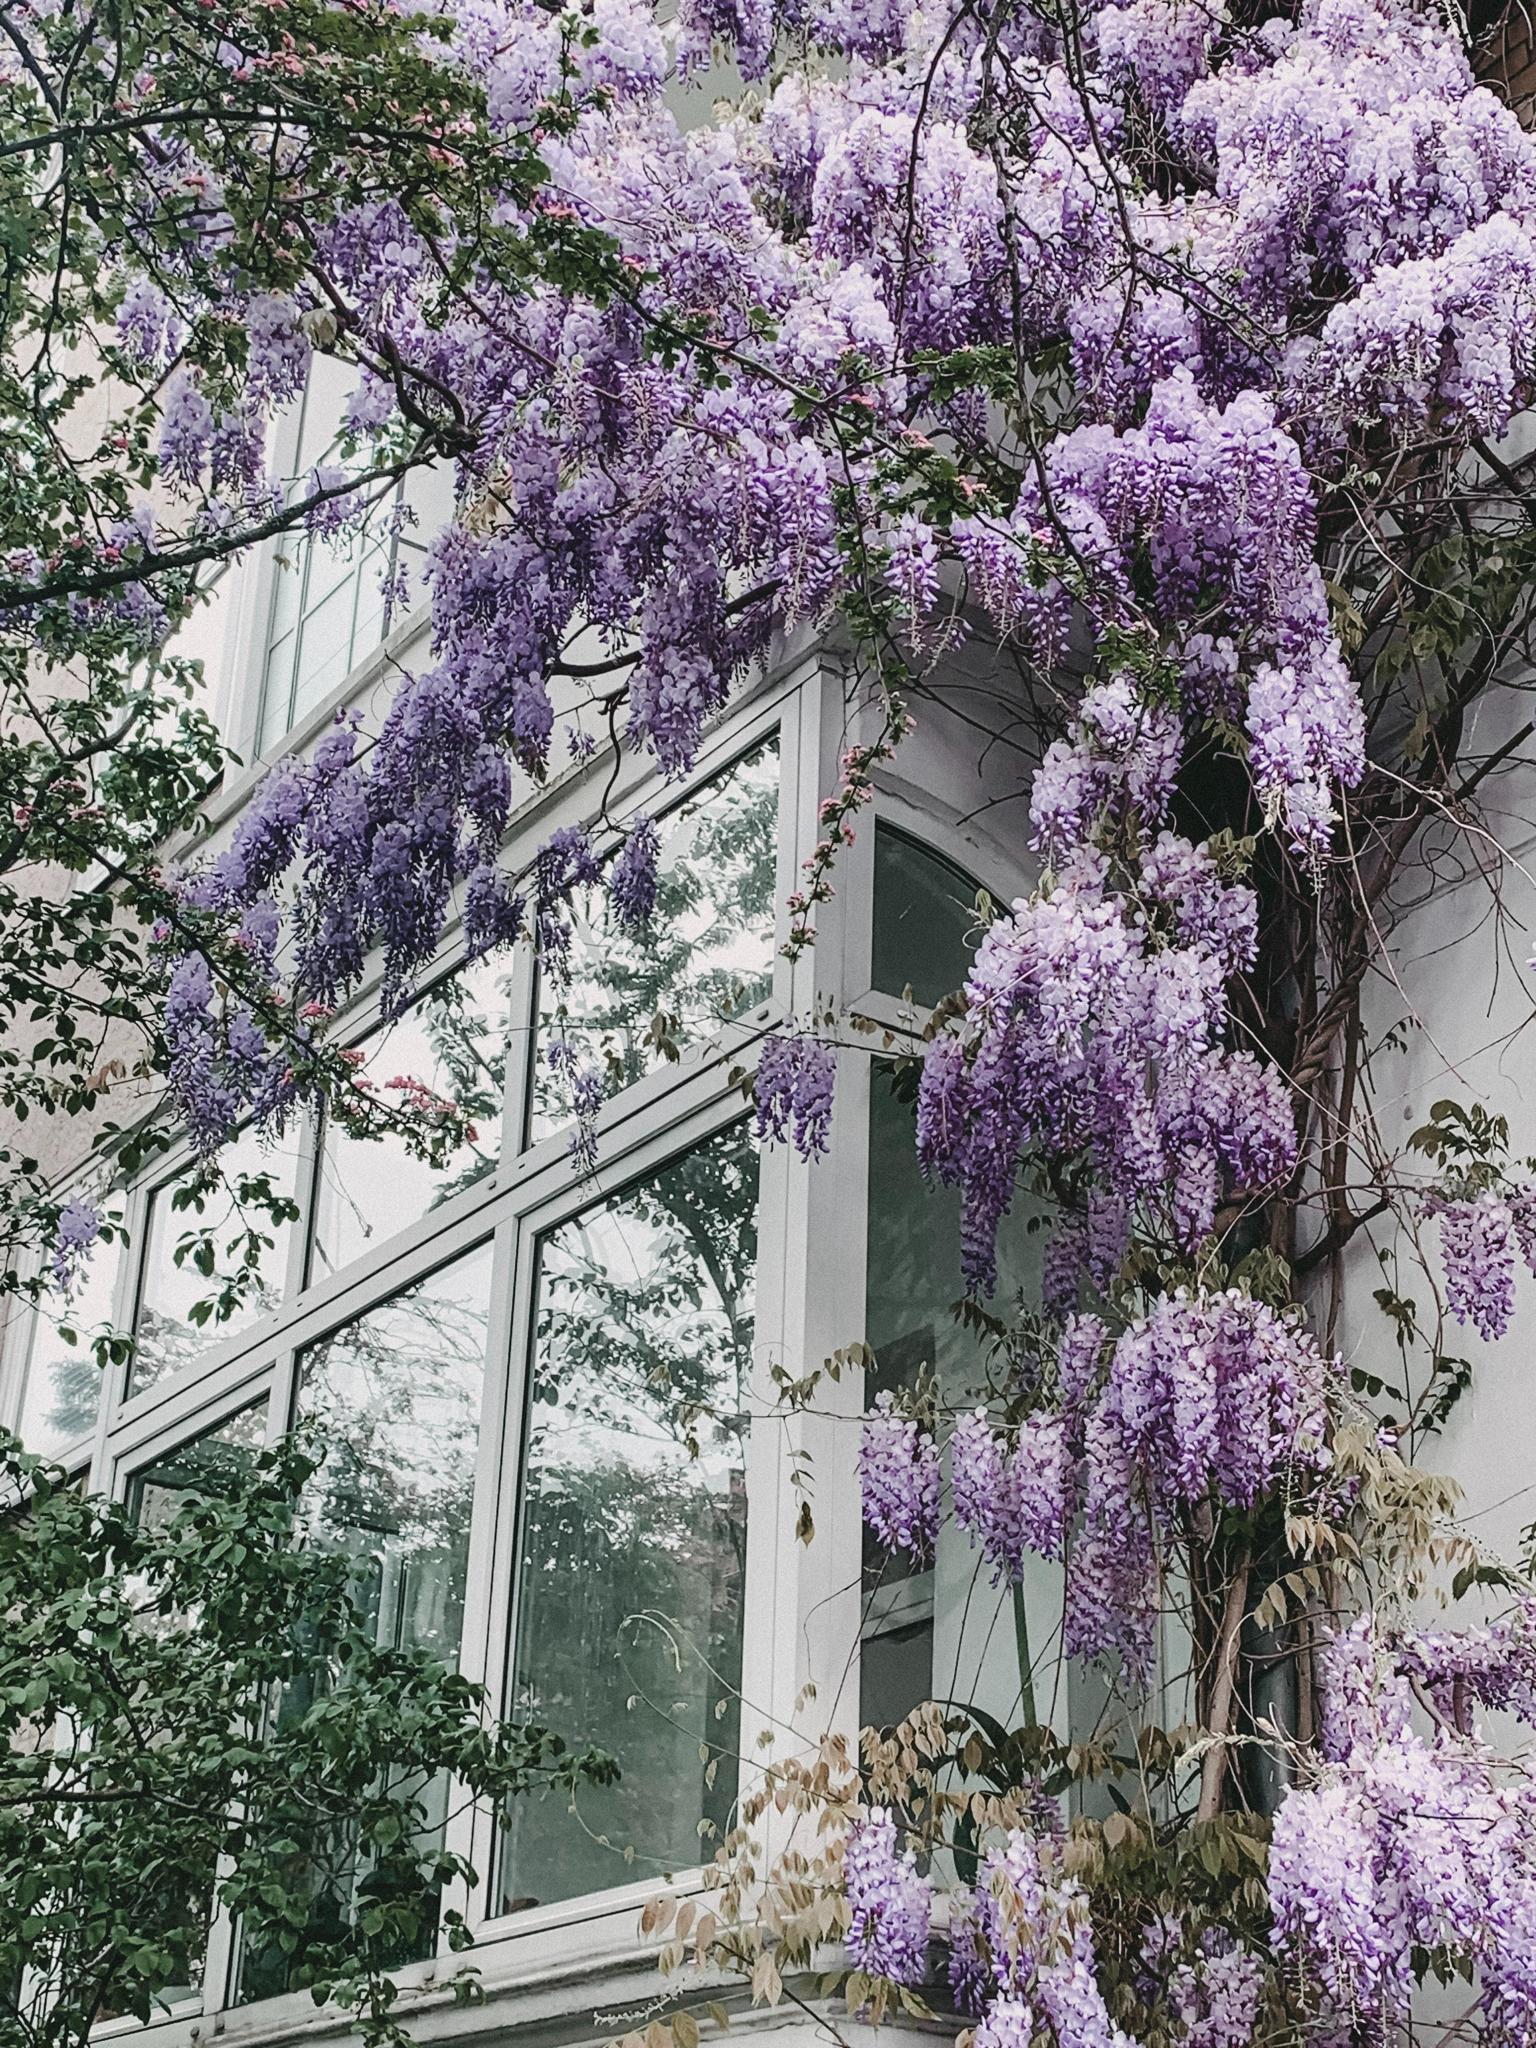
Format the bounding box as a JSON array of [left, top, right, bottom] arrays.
[[1197, 1552, 1251, 1825]]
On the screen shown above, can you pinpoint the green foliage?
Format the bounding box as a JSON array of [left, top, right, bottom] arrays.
[[0, 1431, 613, 2048], [0, 0, 631, 1286]]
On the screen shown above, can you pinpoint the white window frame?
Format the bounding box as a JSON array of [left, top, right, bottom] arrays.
[[1, 637, 1078, 2037]]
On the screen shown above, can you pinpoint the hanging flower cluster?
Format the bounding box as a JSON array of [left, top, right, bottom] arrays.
[[1433, 1187, 1536, 1340], [860, 1392, 940, 1562], [915, 842, 1292, 1294], [842, 1809, 932, 1985], [954, 1829, 1150, 2048], [930, 1296, 1334, 1678], [1272, 1621, 1536, 2039], [754, 1034, 837, 1160], [50, 1200, 102, 1298]]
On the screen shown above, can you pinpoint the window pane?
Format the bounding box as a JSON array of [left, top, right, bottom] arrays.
[[290, 569, 357, 712], [311, 962, 512, 1282], [349, 536, 388, 649], [860, 1064, 1040, 1732], [259, 630, 297, 753], [295, 1241, 492, 1666], [131, 1131, 300, 1399], [499, 1122, 757, 1912], [128, 1401, 268, 1533], [257, 353, 397, 750], [529, 740, 778, 1142], [266, 545, 305, 643], [871, 823, 984, 1008], [18, 1225, 124, 1458], [235, 1247, 491, 2004], [112, 1403, 268, 2017]]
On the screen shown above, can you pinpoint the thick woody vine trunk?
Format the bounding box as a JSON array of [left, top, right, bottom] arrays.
[[1197, 1552, 1251, 1823]]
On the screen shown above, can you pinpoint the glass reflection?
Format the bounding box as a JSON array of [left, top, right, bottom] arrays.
[[500, 1122, 757, 1911], [131, 1131, 300, 1399], [529, 740, 778, 1141], [19, 1218, 125, 1456], [129, 1401, 269, 1533], [295, 1242, 492, 1665], [114, 1402, 269, 2017], [311, 961, 513, 1281], [236, 1245, 493, 2003]]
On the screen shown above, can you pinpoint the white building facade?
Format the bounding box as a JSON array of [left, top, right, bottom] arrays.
[[1, 399, 1082, 2048]]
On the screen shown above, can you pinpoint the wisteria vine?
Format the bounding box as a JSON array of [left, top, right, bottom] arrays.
[[14, 0, 1536, 2037]]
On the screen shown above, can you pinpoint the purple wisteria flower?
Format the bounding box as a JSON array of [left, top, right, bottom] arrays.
[[950, 1408, 1074, 1581], [610, 815, 661, 929], [1270, 1616, 1536, 2035], [860, 1391, 939, 1561], [1436, 1190, 1532, 1340], [51, 1200, 101, 1296], [754, 1033, 836, 1160], [843, 1810, 930, 1985], [116, 277, 180, 366], [157, 371, 214, 488], [915, 843, 1293, 1293]]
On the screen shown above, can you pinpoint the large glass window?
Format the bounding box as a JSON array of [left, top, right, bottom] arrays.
[[17, 1221, 125, 1457], [311, 962, 513, 1283], [128, 1401, 269, 1532], [233, 1245, 493, 2003], [257, 360, 436, 753], [871, 822, 987, 1007], [529, 741, 779, 1142], [498, 1122, 757, 1912], [130, 1131, 300, 1399], [294, 1242, 492, 1666], [114, 1403, 270, 2018]]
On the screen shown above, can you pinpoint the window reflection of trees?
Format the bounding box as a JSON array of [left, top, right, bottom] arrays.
[[312, 969, 512, 1281], [133, 1139, 300, 1397], [501, 1124, 758, 1912], [296, 1246, 491, 1669], [530, 741, 779, 1140], [238, 1248, 492, 2002], [21, 1230, 123, 1452], [106, 1406, 269, 2020]]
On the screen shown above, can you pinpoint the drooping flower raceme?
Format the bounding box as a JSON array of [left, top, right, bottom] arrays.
[[860, 1392, 940, 1562], [51, 1200, 102, 1297], [864, 1295, 1333, 1680], [1435, 1188, 1536, 1340], [843, 1809, 931, 1985], [754, 1033, 837, 1160], [610, 816, 661, 929], [915, 843, 1291, 1295], [1272, 1619, 1536, 2038]]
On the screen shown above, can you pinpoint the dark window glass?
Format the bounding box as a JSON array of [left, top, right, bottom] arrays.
[[860, 1065, 1041, 1733], [871, 822, 985, 1008]]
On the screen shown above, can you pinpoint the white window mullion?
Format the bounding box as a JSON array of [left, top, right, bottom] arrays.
[[460, 1206, 540, 1939], [751, 652, 876, 1841], [439, 1208, 522, 1951]]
